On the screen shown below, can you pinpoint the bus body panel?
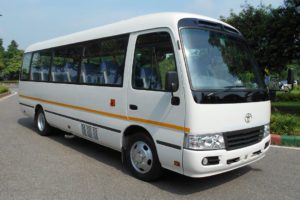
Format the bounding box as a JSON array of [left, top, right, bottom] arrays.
[[124, 29, 186, 174], [25, 13, 236, 53], [19, 81, 129, 151], [186, 100, 271, 135], [183, 135, 270, 177], [180, 89, 271, 177]]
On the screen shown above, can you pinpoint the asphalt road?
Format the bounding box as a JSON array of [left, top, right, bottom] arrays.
[[0, 93, 300, 200]]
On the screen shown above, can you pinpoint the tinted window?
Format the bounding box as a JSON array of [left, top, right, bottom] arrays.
[[80, 35, 128, 86], [51, 45, 82, 83], [21, 53, 32, 80], [30, 51, 52, 81], [132, 32, 177, 91]]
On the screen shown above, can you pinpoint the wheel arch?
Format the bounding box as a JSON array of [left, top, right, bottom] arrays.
[[34, 104, 43, 120], [122, 124, 163, 180], [122, 125, 155, 150]]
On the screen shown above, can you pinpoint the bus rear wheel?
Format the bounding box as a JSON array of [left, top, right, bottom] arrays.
[[35, 109, 51, 136], [125, 133, 162, 181]]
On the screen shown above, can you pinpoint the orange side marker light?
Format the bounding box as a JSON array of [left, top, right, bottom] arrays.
[[174, 161, 181, 167], [110, 99, 116, 107]]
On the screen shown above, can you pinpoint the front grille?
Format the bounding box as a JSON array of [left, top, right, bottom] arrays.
[[224, 126, 263, 150]]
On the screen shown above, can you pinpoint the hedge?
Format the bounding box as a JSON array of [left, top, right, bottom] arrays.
[[0, 85, 9, 94], [271, 113, 298, 135], [276, 90, 300, 101]]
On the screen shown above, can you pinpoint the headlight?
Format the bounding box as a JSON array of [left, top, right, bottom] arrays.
[[184, 133, 225, 150], [263, 124, 270, 138]]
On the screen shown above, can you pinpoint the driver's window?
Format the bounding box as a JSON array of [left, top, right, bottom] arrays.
[[132, 32, 177, 91]]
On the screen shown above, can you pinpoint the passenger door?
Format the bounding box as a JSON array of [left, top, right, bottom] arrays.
[[126, 30, 186, 173]]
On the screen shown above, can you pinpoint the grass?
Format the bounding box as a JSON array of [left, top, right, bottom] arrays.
[[0, 80, 19, 84], [271, 101, 300, 134], [0, 85, 9, 94]]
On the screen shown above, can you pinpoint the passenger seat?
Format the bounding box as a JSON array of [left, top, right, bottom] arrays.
[[140, 67, 161, 90], [99, 61, 119, 84]]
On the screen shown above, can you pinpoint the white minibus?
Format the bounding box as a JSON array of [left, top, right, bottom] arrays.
[[19, 12, 271, 181]]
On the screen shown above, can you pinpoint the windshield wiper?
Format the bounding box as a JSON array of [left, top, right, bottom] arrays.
[[223, 85, 247, 93], [224, 85, 246, 89]]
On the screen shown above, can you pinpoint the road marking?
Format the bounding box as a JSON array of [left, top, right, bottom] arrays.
[[0, 91, 17, 101], [271, 145, 300, 151]]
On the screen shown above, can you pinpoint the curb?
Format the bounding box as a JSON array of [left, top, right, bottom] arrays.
[[0, 91, 11, 98], [271, 134, 300, 147]]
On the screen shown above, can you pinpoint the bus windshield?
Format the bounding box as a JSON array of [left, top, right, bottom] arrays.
[[180, 28, 265, 91]]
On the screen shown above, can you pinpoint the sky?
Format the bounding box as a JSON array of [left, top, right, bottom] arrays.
[[0, 0, 283, 50]]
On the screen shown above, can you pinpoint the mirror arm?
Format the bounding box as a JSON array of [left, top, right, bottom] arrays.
[[170, 83, 180, 105], [170, 83, 175, 97]]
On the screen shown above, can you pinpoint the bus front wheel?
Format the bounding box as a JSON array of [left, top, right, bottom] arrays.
[[125, 133, 162, 181]]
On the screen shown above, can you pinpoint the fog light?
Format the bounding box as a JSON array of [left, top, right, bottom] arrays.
[[264, 141, 270, 149], [202, 157, 208, 165]]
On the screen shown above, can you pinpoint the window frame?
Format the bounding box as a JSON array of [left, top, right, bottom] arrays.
[[79, 34, 129, 87], [29, 50, 53, 82], [131, 30, 178, 92], [20, 52, 33, 81], [20, 33, 129, 88], [177, 25, 264, 93], [50, 45, 83, 84]]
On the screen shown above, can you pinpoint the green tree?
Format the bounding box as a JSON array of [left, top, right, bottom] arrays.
[[220, 0, 300, 74], [3, 40, 23, 78], [0, 39, 5, 77]]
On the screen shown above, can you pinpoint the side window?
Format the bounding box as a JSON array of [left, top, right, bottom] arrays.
[[30, 51, 52, 81], [80, 35, 128, 86], [21, 53, 32, 80], [132, 32, 177, 91], [51, 45, 82, 83]]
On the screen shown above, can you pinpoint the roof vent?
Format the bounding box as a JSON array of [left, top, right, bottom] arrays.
[[197, 20, 220, 29], [223, 26, 239, 34]]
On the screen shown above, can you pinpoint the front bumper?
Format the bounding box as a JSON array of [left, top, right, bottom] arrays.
[[183, 135, 271, 177]]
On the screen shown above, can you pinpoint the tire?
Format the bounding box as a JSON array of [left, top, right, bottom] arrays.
[[125, 132, 162, 181], [35, 109, 51, 136]]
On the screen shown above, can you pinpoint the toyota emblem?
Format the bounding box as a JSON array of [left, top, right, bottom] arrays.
[[245, 113, 252, 123]]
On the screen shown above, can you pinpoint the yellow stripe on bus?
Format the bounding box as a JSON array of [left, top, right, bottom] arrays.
[[19, 94, 190, 133]]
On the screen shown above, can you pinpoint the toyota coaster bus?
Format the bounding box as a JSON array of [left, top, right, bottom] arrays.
[[19, 13, 271, 181]]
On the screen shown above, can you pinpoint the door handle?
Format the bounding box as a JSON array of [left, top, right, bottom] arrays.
[[129, 104, 138, 110]]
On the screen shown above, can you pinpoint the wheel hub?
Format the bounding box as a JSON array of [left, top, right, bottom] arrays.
[[37, 112, 45, 131], [130, 141, 153, 174]]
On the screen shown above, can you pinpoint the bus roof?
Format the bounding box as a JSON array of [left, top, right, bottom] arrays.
[[25, 12, 237, 52]]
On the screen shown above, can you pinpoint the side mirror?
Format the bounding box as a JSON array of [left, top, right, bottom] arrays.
[[165, 71, 180, 105], [166, 71, 179, 92]]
